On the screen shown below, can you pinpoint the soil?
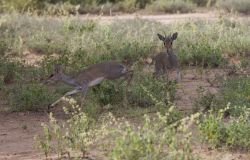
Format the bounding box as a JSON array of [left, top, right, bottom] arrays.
[[1, 13, 250, 160]]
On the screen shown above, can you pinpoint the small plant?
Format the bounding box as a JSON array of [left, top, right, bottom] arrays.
[[194, 86, 216, 112], [34, 123, 52, 160], [35, 97, 97, 159], [48, 113, 67, 159], [198, 109, 225, 147], [21, 124, 27, 130]]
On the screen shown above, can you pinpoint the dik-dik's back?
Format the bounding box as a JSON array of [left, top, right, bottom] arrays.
[[154, 32, 181, 81]]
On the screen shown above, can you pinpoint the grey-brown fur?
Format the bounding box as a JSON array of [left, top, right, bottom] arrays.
[[45, 61, 133, 111], [153, 32, 181, 81]]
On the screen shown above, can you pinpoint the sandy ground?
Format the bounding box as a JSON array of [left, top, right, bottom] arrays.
[[1, 13, 250, 160]]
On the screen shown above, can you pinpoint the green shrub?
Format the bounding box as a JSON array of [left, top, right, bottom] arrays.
[[220, 77, 250, 116], [109, 112, 199, 160], [226, 113, 250, 150], [130, 71, 176, 108], [146, 0, 196, 13], [35, 96, 198, 159], [194, 90, 216, 112], [198, 106, 250, 150], [42, 2, 78, 16], [0, 60, 22, 82], [0, 0, 44, 13], [217, 0, 250, 14], [198, 110, 225, 147], [190, 0, 216, 7], [9, 83, 57, 111]]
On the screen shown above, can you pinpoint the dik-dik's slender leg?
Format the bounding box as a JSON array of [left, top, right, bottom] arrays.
[[48, 88, 81, 112], [80, 84, 88, 107], [153, 62, 163, 78], [176, 68, 181, 82], [121, 70, 134, 107]]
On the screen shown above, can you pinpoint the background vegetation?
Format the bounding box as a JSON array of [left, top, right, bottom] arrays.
[[1, 0, 250, 15]]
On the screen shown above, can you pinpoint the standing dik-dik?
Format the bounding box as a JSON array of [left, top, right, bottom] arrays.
[[153, 32, 181, 82], [45, 61, 133, 111]]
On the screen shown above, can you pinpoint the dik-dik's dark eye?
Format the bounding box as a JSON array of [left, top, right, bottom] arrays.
[[49, 74, 54, 78]]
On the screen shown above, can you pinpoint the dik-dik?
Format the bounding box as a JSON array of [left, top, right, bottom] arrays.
[[45, 61, 133, 111], [153, 32, 181, 82]]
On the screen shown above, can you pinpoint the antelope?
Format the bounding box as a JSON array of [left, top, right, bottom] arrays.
[[45, 61, 133, 111], [153, 32, 181, 82]]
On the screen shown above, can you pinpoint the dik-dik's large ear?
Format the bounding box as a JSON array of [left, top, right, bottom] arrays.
[[171, 32, 178, 41], [157, 33, 165, 41]]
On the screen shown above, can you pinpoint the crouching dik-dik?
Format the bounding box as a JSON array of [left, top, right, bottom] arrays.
[[45, 61, 133, 111], [153, 32, 181, 82]]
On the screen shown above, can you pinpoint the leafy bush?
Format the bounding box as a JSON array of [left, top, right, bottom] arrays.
[[220, 77, 250, 116], [0, 0, 153, 14], [194, 89, 216, 112], [146, 0, 196, 13], [0, 0, 44, 13], [36, 97, 199, 159], [198, 110, 226, 147], [217, 0, 250, 14], [198, 105, 250, 150], [9, 83, 57, 111], [42, 2, 78, 16], [190, 0, 216, 7], [226, 112, 250, 150], [129, 70, 177, 108], [0, 60, 22, 84], [108, 112, 200, 160]]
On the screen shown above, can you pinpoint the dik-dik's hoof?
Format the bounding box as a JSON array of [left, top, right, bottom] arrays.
[[47, 104, 55, 113], [47, 105, 51, 113]]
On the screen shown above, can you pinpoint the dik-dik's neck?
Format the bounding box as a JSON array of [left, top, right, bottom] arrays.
[[60, 74, 78, 87]]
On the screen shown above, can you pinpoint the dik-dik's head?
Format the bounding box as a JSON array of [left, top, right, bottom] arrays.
[[157, 32, 178, 49], [45, 64, 64, 84]]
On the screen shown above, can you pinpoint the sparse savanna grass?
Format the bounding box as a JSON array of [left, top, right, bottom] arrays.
[[1, 14, 250, 69]]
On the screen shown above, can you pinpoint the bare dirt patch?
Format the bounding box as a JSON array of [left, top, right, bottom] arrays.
[[0, 112, 48, 160]]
